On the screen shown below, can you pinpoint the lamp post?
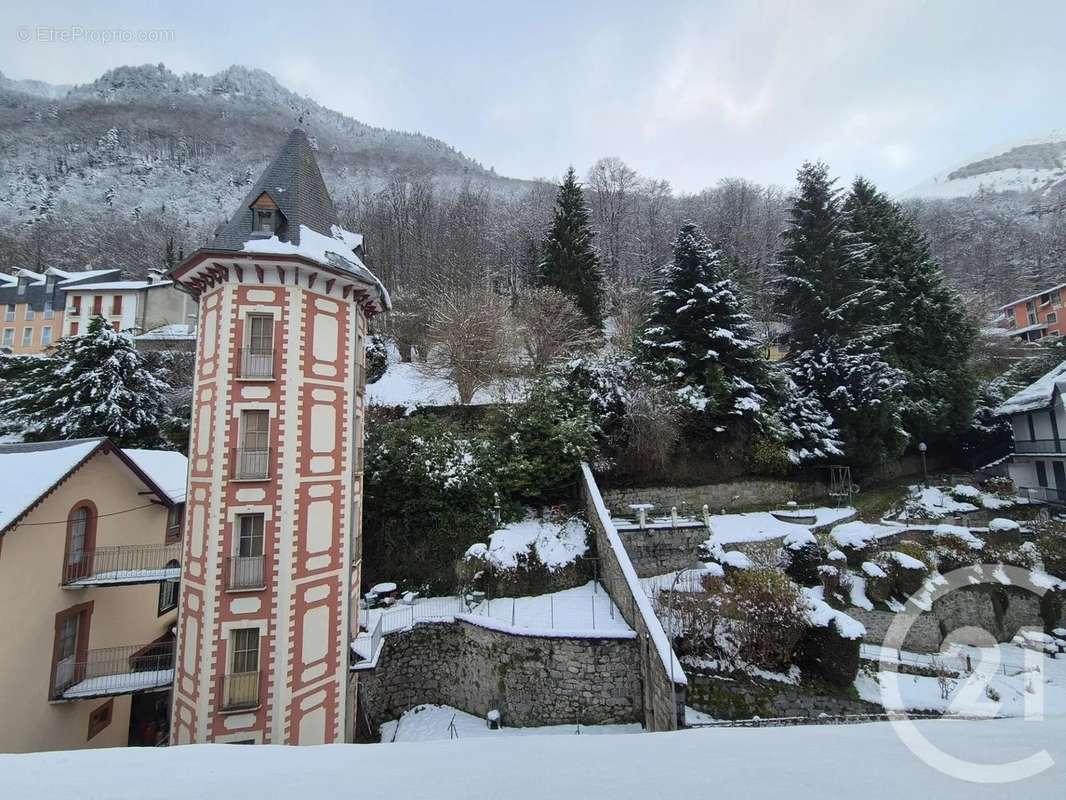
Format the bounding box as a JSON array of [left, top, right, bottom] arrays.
[[918, 441, 928, 488]]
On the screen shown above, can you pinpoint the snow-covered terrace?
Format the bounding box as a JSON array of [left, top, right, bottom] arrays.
[[353, 582, 633, 667], [52, 641, 175, 701]]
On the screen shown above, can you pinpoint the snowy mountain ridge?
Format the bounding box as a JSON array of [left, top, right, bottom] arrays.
[[902, 129, 1066, 199], [0, 63, 524, 235]]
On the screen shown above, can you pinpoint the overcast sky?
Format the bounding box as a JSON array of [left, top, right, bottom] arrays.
[[3, 0, 1064, 193]]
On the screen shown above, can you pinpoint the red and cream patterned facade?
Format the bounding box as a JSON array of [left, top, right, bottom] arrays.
[[169, 252, 380, 745]]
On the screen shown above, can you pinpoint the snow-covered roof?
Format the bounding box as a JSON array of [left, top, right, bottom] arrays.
[[56, 269, 124, 286], [0, 439, 188, 533], [0, 273, 16, 286], [999, 282, 1066, 311], [134, 324, 197, 341], [242, 225, 389, 310], [122, 448, 188, 503], [13, 268, 45, 283], [995, 359, 1066, 416], [0, 439, 102, 532], [63, 280, 172, 291]]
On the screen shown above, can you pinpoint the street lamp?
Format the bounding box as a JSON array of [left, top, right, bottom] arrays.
[[918, 442, 928, 488]]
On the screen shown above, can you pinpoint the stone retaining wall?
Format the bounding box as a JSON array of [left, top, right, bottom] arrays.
[[602, 480, 826, 517], [685, 669, 882, 720], [360, 619, 642, 731], [581, 465, 686, 731]]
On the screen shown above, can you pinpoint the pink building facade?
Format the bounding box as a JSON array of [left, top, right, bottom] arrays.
[[168, 130, 388, 744]]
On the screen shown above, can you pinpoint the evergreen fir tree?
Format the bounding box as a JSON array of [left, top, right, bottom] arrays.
[[844, 177, 977, 441], [164, 236, 176, 270], [540, 167, 605, 329], [0, 316, 172, 447], [776, 162, 905, 465], [640, 222, 768, 417]]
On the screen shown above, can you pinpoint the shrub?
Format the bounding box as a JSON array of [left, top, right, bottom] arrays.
[[784, 540, 824, 586], [1038, 535, 1066, 578], [893, 541, 934, 571], [366, 334, 389, 384], [793, 619, 862, 687], [363, 415, 498, 593], [982, 540, 1040, 570], [485, 379, 599, 502], [746, 433, 793, 477], [725, 569, 807, 671]]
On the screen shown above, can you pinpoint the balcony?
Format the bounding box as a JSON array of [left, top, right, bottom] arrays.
[[238, 348, 274, 379], [226, 555, 266, 591], [1013, 439, 1064, 455], [51, 640, 175, 701], [1018, 486, 1066, 507], [232, 448, 271, 481], [219, 671, 261, 711], [62, 543, 181, 588]]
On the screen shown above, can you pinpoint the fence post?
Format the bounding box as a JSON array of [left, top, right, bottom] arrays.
[[591, 594, 596, 629], [512, 598, 516, 626]]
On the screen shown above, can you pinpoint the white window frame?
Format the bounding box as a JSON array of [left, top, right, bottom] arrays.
[[21, 327, 33, 347], [41, 326, 52, 346], [1, 328, 13, 347]]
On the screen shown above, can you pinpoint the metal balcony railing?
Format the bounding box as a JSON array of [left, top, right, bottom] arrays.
[[1018, 486, 1066, 506], [52, 640, 175, 700], [1012, 438, 1063, 455], [238, 348, 274, 379], [219, 671, 261, 711], [232, 448, 271, 480], [62, 543, 181, 587], [226, 556, 266, 591]]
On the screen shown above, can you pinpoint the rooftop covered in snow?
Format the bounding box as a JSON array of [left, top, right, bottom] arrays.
[[995, 358, 1066, 416], [0, 439, 188, 533]]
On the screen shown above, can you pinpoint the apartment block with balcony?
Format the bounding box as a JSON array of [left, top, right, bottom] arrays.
[[0, 438, 188, 753], [997, 359, 1066, 505], [999, 282, 1066, 342]]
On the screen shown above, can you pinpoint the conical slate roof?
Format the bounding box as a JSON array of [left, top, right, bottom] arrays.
[[212, 128, 339, 251]]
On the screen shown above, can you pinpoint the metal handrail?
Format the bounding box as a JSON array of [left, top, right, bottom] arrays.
[[220, 671, 261, 711], [62, 543, 181, 585], [232, 447, 271, 480], [52, 640, 175, 699], [238, 348, 274, 379], [1018, 485, 1066, 506], [1012, 438, 1063, 454], [226, 555, 266, 591]]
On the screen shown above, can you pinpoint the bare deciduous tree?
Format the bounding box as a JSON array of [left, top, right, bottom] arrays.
[[511, 287, 597, 373], [419, 285, 510, 404]]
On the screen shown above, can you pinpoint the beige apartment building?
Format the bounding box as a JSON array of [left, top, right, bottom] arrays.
[[0, 438, 187, 753]]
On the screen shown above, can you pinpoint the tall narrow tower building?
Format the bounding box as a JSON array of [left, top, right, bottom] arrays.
[[169, 129, 388, 744]]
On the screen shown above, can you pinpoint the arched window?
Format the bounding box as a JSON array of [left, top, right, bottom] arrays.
[[63, 501, 97, 583]]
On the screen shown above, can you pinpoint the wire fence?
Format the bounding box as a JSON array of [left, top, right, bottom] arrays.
[[366, 588, 627, 636]]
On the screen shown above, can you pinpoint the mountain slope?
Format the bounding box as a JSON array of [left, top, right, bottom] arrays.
[[902, 130, 1066, 199], [0, 64, 521, 234]]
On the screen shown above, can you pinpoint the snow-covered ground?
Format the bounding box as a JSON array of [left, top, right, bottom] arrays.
[[703, 507, 856, 546], [367, 358, 524, 409], [379, 704, 641, 742], [5, 716, 1065, 798], [856, 643, 1066, 718], [364, 582, 632, 638]]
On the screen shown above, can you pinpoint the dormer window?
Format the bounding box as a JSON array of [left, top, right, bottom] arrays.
[[255, 209, 276, 233], [16, 278, 27, 297]]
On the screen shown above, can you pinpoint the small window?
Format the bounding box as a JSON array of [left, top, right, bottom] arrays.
[[68, 506, 90, 566], [112, 295, 123, 315], [24, 307, 34, 321], [1048, 312, 1058, 324], [1037, 461, 1049, 488], [4, 304, 13, 322], [41, 326, 52, 346], [255, 209, 276, 233], [237, 514, 265, 558], [87, 700, 113, 740], [16, 279, 26, 297], [1041, 293, 1051, 305], [43, 301, 53, 320], [71, 296, 81, 314], [92, 296, 102, 315], [1, 328, 13, 348], [1054, 290, 1063, 306], [21, 327, 32, 347], [166, 505, 183, 541], [241, 410, 270, 451], [231, 629, 260, 674], [69, 321, 79, 336]]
